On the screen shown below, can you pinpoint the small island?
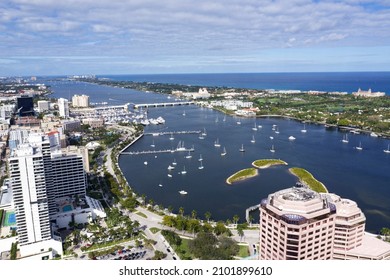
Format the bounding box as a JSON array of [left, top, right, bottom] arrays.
[[226, 168, 258, 185], [252, 159, 288, 169], [289, 167, 328, 193]]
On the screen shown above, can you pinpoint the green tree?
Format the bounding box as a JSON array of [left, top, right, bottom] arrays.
[[204, 211, 212, 222], [237, 225, 245, 241], [191, 210, 197, 219], [179, 207, 185, 216], [233, 214, 240, 225], [188, 232, 239, 260]]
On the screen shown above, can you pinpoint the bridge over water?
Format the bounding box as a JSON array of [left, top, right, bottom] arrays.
[[134, 101, 194, 109]]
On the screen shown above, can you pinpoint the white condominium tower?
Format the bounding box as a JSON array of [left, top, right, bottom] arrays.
[[9, 143, 52, 256], [259, 185, 390, 260], [58, 98, 69, 118], [72, 94, 89, 107]]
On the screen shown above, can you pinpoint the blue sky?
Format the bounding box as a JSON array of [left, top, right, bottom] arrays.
[[1, 0, 390, 76]]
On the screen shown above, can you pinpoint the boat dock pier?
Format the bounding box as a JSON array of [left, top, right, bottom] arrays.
[[144, 130, 201, 136], [134, 101, 194, 109], [121, 147, 195, 155], [245, 204, 260, 223]]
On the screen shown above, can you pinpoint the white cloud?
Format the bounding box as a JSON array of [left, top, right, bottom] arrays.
[[0, 0, 390, 74]]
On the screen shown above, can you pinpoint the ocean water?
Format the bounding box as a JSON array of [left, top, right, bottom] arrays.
[[101, 72, 390, 94]]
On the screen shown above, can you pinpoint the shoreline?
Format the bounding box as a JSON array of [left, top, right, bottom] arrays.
[[288, 167, 328, 193], [226, 168, 258, 185], [251, 159, 288, 169]]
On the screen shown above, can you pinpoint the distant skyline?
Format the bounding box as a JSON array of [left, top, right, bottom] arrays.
[[1, 0, 390, 76]]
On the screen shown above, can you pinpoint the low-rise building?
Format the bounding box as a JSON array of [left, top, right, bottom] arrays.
[[352, 88, 385, 97]]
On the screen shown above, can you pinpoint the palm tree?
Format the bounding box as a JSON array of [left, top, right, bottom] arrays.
[[204, 211, 212, 223], [179, 207, 185, 216], [168, 205, 174, 214], [191, 210, 197, 219], [237, 226, 244, 242], [248, 214, 254, 226], [233, 214, 240, 226]]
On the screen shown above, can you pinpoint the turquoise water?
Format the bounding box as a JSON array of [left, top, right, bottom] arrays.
[[62, 205, 73, 212]]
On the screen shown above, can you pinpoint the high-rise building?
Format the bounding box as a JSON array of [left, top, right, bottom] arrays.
[[259, 185, 390, 260], [48, 151, 87, 216], [58, 98, 69, 118], [16, 96, 34, 117], [9, 143, 54, 257], [8, 132, 88, 258], [72, 94, 89, 107]]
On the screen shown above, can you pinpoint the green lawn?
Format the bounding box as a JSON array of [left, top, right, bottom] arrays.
[[135, 211, 148, 218], [149, 227, 161, 234], [252, 159, 288, 168], [238, 245, 250, 258], [226, 168, 258, 184], [289, 167, 328, 193], [175, 238, 193, 260]]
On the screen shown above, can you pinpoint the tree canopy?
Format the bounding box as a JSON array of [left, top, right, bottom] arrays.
[[188, 232, 239, 260]]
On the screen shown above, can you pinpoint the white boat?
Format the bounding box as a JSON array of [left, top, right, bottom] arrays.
[[269, 136, 274, 140], [201, 128, 207, 136], [221, 147, 227, 156], [251, 135, 256, 143], [167, 174, 173, 177], [172, 159, 177, 165], [181, 166, 187, 175], [168, 165, 175, 170], [370, 132, 379, 137], [384, 144, 390, 154], [214, 138, 221, 147], [237, 121, 241, 125], [198, 133, 204, 140], [198, 154, 203, 161], [182, 110, 186, 116], [179, 190, 188, 195], [288, 136, 296, 140], [144, 161, 148, 165], [275, 127, 280, 134], [239, 144, 245, 152], [301, 124, 307, 133], [270, 145, 275, 153], [252, 123, 258, 131], [169, 133, 174, 140], [342, 134, 349, 143], [223, 115, 226, 122], [198, 161, 204, 170], [258, 125, 262, 128], [215, 116, 219, 123], [185, 151, 192, 159], [150, 140, 155, 148], [158, 183, 163, 187], [272, 124, 276, 131], [176, 141, 186, 151], [355, 142, 363, 151]]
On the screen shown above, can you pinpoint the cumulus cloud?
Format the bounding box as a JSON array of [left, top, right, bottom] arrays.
[[0, 0, 390, 74]]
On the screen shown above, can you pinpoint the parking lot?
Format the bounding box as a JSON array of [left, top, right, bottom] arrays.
[[93, 249, 150, 260]]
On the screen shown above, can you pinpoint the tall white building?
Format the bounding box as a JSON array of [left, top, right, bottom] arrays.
[[72, 94, 89, 107], [58, 98, 69, 118], [8, 132, 88, 258], [8, 143, 56, 257]]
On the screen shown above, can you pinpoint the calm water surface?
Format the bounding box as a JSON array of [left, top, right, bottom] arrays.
[[49, 79, 390, 232]]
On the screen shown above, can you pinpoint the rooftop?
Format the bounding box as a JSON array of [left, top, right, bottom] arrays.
[[335, 234, 390, 259]]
